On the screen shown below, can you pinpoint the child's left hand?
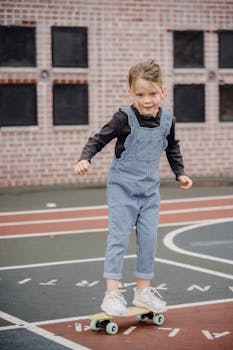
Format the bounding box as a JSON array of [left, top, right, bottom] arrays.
[[178, 175, 193, 189]]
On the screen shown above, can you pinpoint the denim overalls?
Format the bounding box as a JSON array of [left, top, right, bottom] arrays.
[[104, 106, 173, 280]]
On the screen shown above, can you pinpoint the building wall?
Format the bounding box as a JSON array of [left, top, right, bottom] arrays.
[[0, 0, 233, 187]]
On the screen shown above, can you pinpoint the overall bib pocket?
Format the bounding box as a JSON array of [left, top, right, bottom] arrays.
[[135, 140, 163, 161]]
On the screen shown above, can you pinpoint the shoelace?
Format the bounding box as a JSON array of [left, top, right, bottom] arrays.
[[110, 291, 127, 305], [148, 287, 164, 300]]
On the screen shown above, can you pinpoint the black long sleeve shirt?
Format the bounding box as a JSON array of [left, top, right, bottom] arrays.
[[79, 106, 185, 180]]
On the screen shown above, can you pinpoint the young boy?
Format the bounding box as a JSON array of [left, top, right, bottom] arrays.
[[74, 60, 192, 316]]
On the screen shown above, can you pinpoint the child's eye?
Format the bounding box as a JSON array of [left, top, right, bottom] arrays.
[[136, 93, 143, 97]]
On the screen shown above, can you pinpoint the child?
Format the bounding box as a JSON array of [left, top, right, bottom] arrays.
[[74, 60, 192, 316]]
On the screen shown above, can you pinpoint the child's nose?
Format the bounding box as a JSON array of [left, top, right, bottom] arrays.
[[144, 95, 152, 103]]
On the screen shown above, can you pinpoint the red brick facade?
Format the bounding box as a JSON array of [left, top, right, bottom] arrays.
[[0, 0, 232, 187]]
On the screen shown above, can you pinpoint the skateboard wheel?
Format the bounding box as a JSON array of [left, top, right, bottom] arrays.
[[153, 314, 164, 326], [137, 314, 148, 322], [90, 320, 101, 331], [105, 322, 118, 335]]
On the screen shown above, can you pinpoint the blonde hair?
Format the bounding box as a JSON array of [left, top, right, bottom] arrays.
[[128, 60, 163, 88]]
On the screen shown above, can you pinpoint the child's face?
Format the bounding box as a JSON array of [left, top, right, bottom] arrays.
[[129, 78, 165, 117]]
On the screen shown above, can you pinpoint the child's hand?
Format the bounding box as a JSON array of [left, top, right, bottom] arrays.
[[178, 175, 193, 189], [74, 160, 90, 175]]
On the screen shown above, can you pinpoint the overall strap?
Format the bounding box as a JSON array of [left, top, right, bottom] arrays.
[[160, 107, 173, 138], [120, 107, 138, 128]]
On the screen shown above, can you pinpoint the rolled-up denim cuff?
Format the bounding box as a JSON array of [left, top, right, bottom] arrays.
[[135, 272, 154, 279], [103, 272, 122, 280]]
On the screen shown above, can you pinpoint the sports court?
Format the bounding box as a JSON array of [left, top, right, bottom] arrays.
[[0, 184, 232, 349]]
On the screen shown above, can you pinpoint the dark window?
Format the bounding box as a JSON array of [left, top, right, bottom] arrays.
[[219, 85, 233, 122], [52, 27, 88, 68], [174, 84, 205, 122], [53, 84, 88, 125], [219, 30, 233, 68], [0, 84, 37, 126], [0, 25, 36, 67], [173, 31, 204, 68]]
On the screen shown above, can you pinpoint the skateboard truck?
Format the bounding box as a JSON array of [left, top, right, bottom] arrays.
[[90, 307, 165, 335]]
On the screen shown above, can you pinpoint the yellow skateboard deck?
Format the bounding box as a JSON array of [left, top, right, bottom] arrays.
[[90, 306, 149, 321], [89, 306, 165, 335]]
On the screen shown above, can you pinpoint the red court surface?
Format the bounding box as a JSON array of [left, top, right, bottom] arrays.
[[39, 301, 233, 350], [0, 196, 232, 237]]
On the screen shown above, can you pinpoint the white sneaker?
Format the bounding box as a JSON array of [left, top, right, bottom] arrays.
[[101, 290, 128, 316], [132, 287, 167, 313]]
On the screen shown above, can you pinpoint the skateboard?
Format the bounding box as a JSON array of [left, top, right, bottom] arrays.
[[89, 306, 165, 335]]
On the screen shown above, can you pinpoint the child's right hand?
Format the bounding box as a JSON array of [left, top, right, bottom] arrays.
[[74, 160, 90, 175]]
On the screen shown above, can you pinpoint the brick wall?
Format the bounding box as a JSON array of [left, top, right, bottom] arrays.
[[0, 0, 233, 187]]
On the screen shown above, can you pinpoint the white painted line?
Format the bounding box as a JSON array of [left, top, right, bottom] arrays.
[[1, 218, 233, 240], [1, 254, 233, 282], [202, 330, 214, 340], [160, 195, 233, 203], [123, 326, 137, 335], [191, 239, 233, 247], [0, 311, 91, 350], [1, 205, 233, 226], [163, 218, 233, 265], [18, 278, 32, 285], [168, 328, 180, 337], [0, 215, 108, 227], [167, 298, 233, 309], [160, 205, 233, 215], [33, 298, 233, 327], [1, 195, 232, 216], [156, 257, 233, 280], [34, 315, 93, 326], [0, 205, 107, 216], [0, 228, 109, 239], [0, 325, 22, 331]]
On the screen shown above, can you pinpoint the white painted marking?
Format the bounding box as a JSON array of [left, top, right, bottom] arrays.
[[123, 326, 137, 335], [167, 298, 233, 310], [213, 331, 231, 339], [1, 195, 232, 216], [18, 278, 32, 285], [46, 203, 57, 208], [160, 205, 233, 215], [1, 217, 233, 239], [75, 280, 99, 287], [163, 218, 233, 265], [161, 195, 233, 203], [191, 239, 233, 247], [0, 215, 108, 227], [39, 279, 57, 286], [156, 283, 168, 290], [202, 330, 214, 339], [0, 228, 109, 239], [159, 327, 181, 337], [75, 323, 82, 332], [187, 285, 211, 292], [0, 325, 22, 331], [202, 330, 231, 340], [33, 299, 233, 327], [0, 204, 108, 216], [1, 255, 233, 282], [2, 205, 233, 227], [123, 282, 137, 287], [87, 281, 99, 287], [168, 328, 181, 337], [229, 286, 233, 292], [0, 310, 91, 350]]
